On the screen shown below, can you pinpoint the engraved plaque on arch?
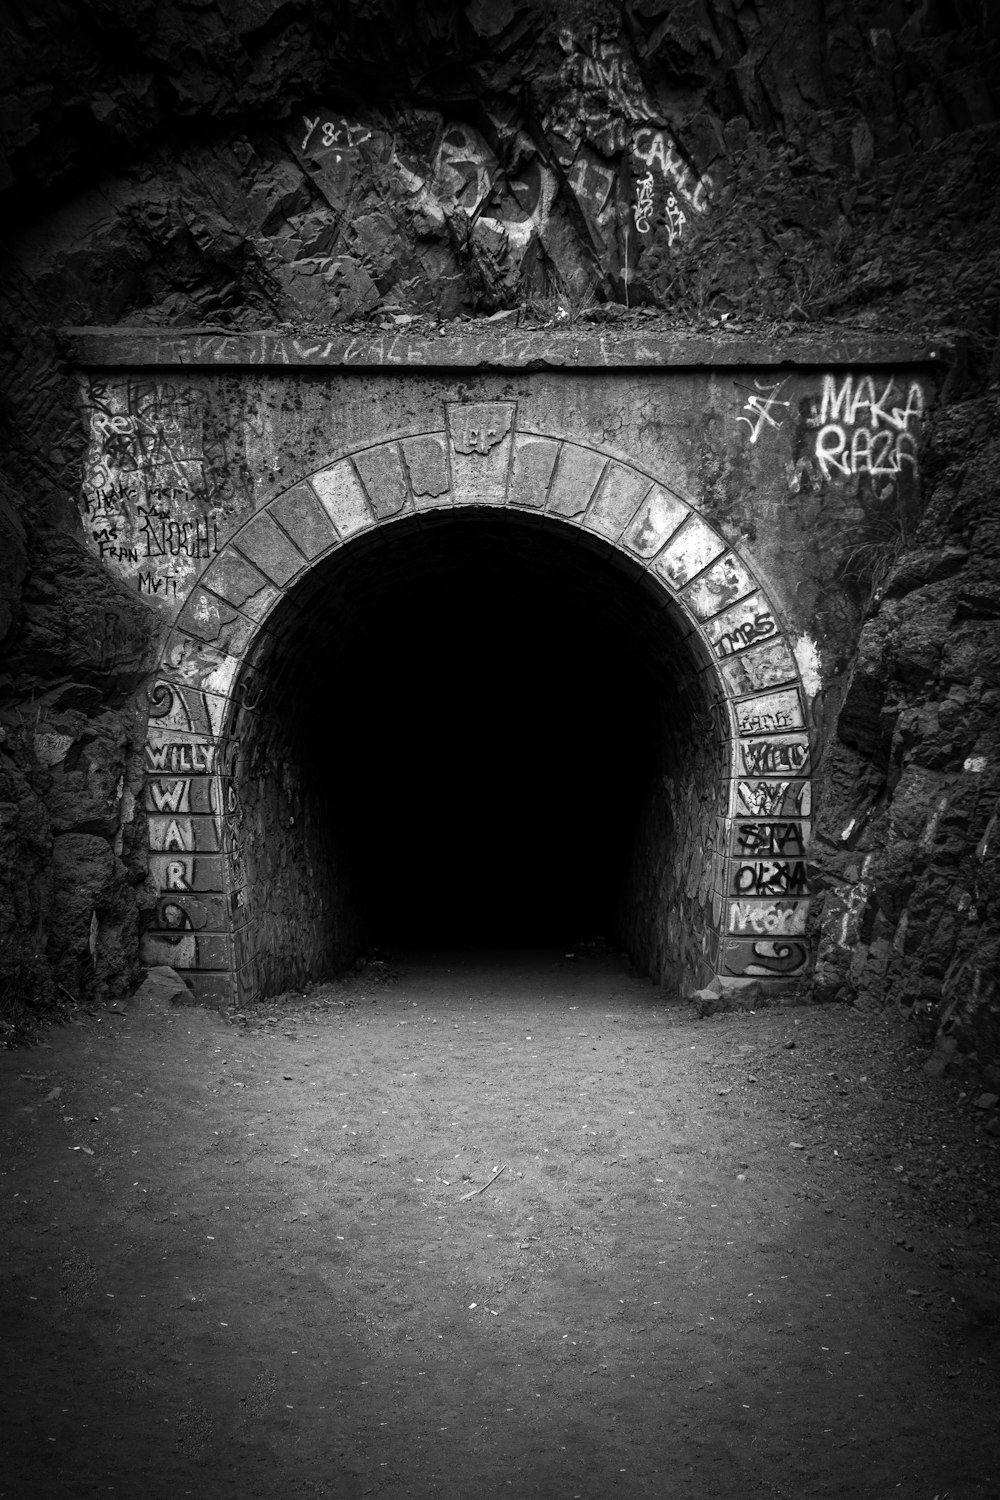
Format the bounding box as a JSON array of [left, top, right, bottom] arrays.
[[445, 401, 516, 506]]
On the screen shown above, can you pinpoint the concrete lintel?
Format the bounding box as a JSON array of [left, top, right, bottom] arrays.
[[61, 326, 949, 371]]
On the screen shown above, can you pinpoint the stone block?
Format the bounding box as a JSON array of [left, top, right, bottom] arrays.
[[177, 600, 256, 662], [232, 921, 258, 967], [721, 936, 810, 977], [150, 889, 227, 931], [729, 851, 810, 897], [685, 630, 716, 672], [402, 435, 451, 503], [727, 896, 810, 937], [145, 729, 236, 777], [233, 511, 306, 587], [732, 818, 810, 859], [159, 640, 241, 726], [690, 985, 726, 1017], [446, 401, 516, 506], [352, 442, 411, 519], [269, 481, 340, 558], [733, 777, 811, 818], [312, 460, 376, 537], [141, 930, 230, 970], [621, 485, 689, 558], [720, 637, 799, 695], [705, 592, 778, 658], [584, 462, 651, 539], [175, 588, 240, 645], [148, 852, 225, 893], [509, 435, 559, 508], [144, 775, 222, 816], [736, 734, 811, 778], [651, 514, 727, 590], [546, 443, 606, 517], [200, 551, 279, 617], [235, 952, 268, 1003], [683, 553, 756, 619], [147, 812, 222, 853], [734, 689, 804, 737]]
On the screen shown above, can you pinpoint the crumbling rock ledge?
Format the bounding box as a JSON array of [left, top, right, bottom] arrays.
[[62, 327, 949, 371]]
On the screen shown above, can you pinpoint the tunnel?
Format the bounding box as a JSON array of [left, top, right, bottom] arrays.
[[223, 508, 728, 1002]]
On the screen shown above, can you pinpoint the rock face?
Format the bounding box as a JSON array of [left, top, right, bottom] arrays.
[[0, 1, 998, 1058], [812, 394, 1000, 1067]]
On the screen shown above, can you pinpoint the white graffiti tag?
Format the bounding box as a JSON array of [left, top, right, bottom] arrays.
[[815, 374, 923, 482], [737, 380, 791, 443], [633, 172, 655, 233]]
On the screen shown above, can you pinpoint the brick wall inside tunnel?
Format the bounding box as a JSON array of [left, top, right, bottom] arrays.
[[223, 511, 726, 1000]]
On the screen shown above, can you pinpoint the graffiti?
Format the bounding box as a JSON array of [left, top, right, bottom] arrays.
[[95, 535, 139, 563], [715, 609, 776, 657], [663, 193, 687, 246], [631, 128, 710, 215], [813, 374, 923, 484], [732, 860, 809, 897], [633, 172, 686, 244], [729, 899, 809, 936], [80, 377, 248, 608], [85, 388, 205, 493], [138, 572, 181, 598], [579, 44, 629, 95], [300, 113, 372, 158], [146, 778, 190, 814], [93, 610, 147, 672], [163, 859, 191, 891], [739, 737, 810, 776], [736, 779, 811, 818], [736, 380, 791, 443], [138, 507, 219, 560], [150, 817, 193, 852], [144, 678, 228, 970], [628, 127, 711, 248], [725, 939, 809, 976], [736, 690, 803, 737], [551, 31, 656, 155], [734, 821, 807, 858], [83, 479, 138, 516], [566, 154, 616, 248], [146, 740, 219, 773], [425, 121, 558, 261], [143, 901, 198, 967], [633, 172, 655, 234], [433, 121, 495, 215], [738, 705, 795, 735]]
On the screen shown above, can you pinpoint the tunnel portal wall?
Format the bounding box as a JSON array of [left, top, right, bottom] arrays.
[[73, 335, 935, 1007]]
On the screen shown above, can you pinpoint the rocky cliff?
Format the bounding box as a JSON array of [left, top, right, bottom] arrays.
[[1, 0, 998, 1064]]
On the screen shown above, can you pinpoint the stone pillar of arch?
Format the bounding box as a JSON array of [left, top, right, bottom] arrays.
[[141, 402, 813, 1007]]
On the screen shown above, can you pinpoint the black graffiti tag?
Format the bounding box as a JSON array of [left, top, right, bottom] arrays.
[[732, 860, 809, 897]]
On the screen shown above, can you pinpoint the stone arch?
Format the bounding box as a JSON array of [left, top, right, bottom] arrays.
[[141, 402, 813, 1007]]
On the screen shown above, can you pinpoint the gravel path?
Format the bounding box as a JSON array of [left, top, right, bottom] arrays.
[[2, 949, 998, 1499]]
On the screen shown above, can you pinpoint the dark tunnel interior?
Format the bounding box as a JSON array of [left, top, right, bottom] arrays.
[[230, 511, 723, 994]]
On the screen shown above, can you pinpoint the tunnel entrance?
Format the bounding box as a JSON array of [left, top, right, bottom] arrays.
[[141, 413, 813, 1007], [233, 513, 712, 962]]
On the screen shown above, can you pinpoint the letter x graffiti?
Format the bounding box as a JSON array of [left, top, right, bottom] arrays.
[[736, 380, 791, 444]]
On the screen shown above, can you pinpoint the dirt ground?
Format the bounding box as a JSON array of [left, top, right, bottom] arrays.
[[2, 949, 999, 1500]]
